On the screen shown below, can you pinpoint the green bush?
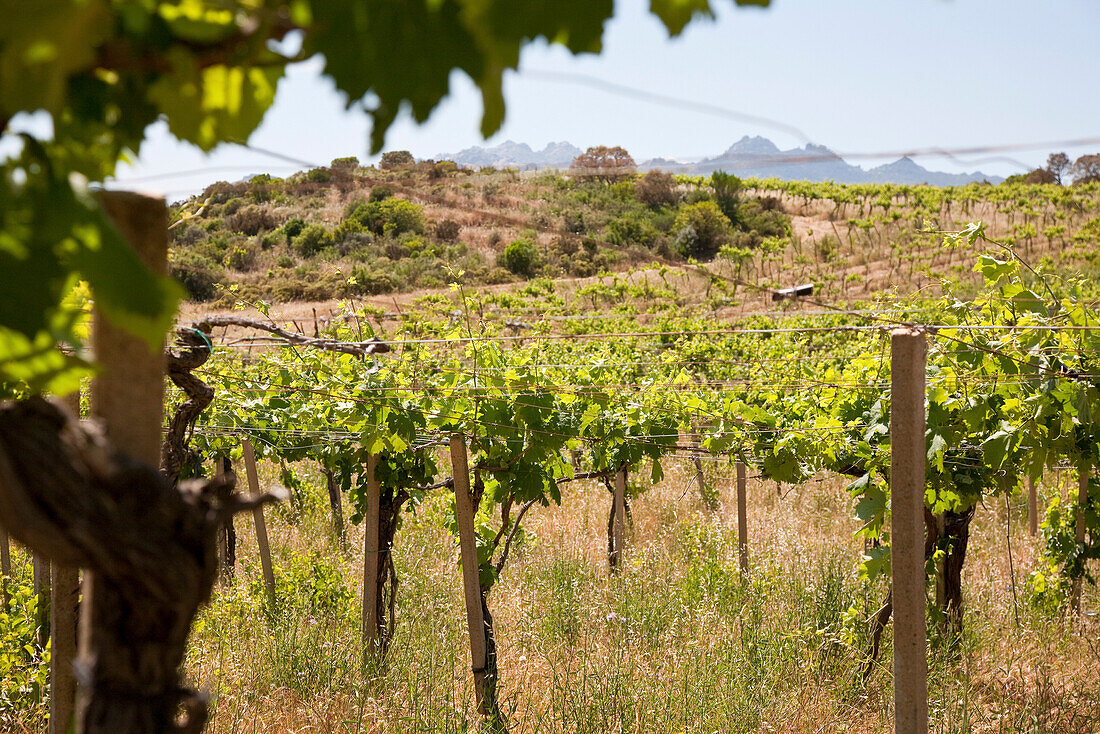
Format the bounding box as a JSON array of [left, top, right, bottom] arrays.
[[673, 200, 731, 259], [333, 217, 365, 243], [605, 216, 659, 248], [260, 230, 282, 250], [223, 241, 260, 271], [498, 237, 541, 277], [735, 199, 789, 238], [0, 562, 49, 730], [710, 171, 742, 223], [291, 224, 334, 257], [330, 156, 359, 169], [222, 197, 246, 215], [349, 265, 399, 294], [282, 217, 307, 241], [369, 185, 393, 202], [169, 251, 222, 301], [305, 167, 332, 183], [379, 150, 415, 170], [345, 197, 425, 237]]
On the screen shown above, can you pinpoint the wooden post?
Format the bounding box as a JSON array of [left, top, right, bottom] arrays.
[[450, 434, 489, 713], [33, 553, 50, 647], [1027, 477, 1038, 537], [736, 461, 748, 574], [611, 469, 627, 572], [50, 393, 80, 734], [241, 440, 276, 608], [362, 453, 381, 669], [1071, 464, 1089, 613], [50, 562, 79, 734], [890, 327, 928, 734], [82, 191, 168, 734], [217, 457, 236, 583], [0, 521, 9, 610], [933, 513, 946, 614]]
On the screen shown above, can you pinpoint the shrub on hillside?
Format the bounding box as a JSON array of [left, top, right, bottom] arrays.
[[635, 170, 678, 208], [281, 217, 307, 242], [305, 167, 332, 183], [170, 222, 207, 247], [498, 238, 541, 277], [201, 180, 249, 204], [737, 198, 790, 238], [345, 198, 425, 237], [369, 185, 393, 202], [435, 218, 461, 242], [223, 241, 261, 271], [711, 171, 742, 224], [673, 200, 731, 259], [380, 150, 415, 170], [291, 224, 334, 256], [170, 252, 222, 301], [225, 205, 277, 236], [349, 265, 399, 294], [331, 156, 359, 170], [429, 160, 458, 179]]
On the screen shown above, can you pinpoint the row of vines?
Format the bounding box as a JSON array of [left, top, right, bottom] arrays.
[[170, 236, 1099, 727]]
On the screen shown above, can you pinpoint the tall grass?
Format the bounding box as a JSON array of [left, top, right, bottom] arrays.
[[181, 463, 1099, 733]]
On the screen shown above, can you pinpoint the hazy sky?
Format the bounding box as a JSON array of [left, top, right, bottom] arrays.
[[94, 0, 1100, 198]]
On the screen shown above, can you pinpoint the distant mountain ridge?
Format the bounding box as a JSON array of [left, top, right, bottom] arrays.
[[432, 136, 1002, 186], [435, 140, 582, 170]]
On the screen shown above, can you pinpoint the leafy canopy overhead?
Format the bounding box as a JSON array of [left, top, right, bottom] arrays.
[[0, 0, 770, 394]]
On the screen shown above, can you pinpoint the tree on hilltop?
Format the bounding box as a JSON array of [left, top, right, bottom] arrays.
[[380, 150, 416, 170], [1045, 152, 1070, 184], [1072, 154, 1100, 184], [570, 145, 636, 183]]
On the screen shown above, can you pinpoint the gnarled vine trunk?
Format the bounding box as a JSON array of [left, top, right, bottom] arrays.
[[939, 507, 975, 634], [162, 326, 215, 486], [863, 504, 975, 681], [367, 487, 409, 663], [0, 397, 279, 734]]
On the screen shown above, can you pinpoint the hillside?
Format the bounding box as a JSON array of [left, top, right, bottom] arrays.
[[167, 160, 1100, 312]]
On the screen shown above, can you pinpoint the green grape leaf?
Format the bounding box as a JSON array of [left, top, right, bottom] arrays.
[[859, 544, 890, 583], [649, 0, 714, 36], [149, 53, 283, 151], [0, 0, 112, 115]]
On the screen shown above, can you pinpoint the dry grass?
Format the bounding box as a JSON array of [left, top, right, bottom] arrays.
[[184, 459, 1100, 733]]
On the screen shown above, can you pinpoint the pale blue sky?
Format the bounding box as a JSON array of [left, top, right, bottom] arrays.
[[96, 0, 1100, 197]]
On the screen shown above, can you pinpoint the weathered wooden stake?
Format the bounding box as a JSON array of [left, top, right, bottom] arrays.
[[33, 553, 50, 647], [218, 456, 236, 583], [50, 562, 79, 734], [83, 190, 167, 734], [736, 461, 748, 574], [49, 392, 82, 734], [241, 440, 276, 608], [450, 434, 489, 713], [890, 327, 928, 734], [1028, 477, 1038, 537], [1071, 463, 1089, 614], [611, 469, 627, 572], [0, 521, 9, 610], [933, 513, 946, 613], [362, 453, 382, 668]]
